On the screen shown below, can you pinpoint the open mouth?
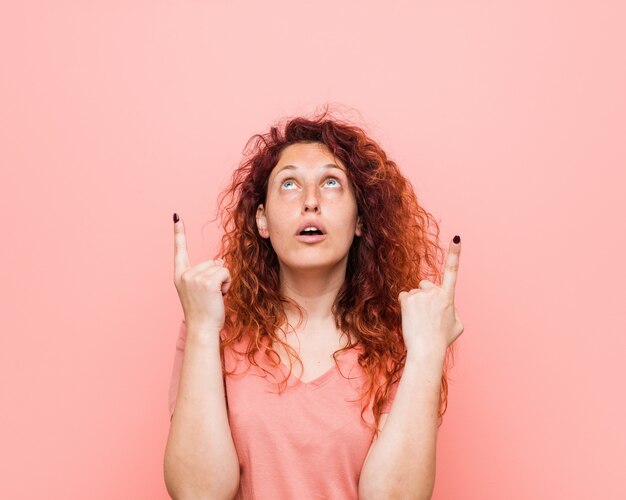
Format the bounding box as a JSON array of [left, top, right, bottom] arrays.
[[298, 228, 324, 236], [296, 227, 327, 243]]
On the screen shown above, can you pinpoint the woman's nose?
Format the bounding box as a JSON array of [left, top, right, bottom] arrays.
[[302, 186, 320, 213]]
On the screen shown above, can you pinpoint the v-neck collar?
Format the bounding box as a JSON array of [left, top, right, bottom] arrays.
[[273, 344, 360, 390]]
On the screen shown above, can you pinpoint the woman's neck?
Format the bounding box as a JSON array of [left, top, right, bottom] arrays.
[[278, 261, 347, 332]]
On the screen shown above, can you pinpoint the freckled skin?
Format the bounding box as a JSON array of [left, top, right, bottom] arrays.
[[255, 142, 362, 274]]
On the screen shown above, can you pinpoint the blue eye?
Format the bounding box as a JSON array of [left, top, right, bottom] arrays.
[[281, 178, 340, 190]]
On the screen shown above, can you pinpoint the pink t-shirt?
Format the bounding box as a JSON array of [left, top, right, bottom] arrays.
[[168, 319, 398, 500]]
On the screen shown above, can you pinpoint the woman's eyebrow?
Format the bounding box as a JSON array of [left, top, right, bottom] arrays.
[[275, 163, 346, 175]]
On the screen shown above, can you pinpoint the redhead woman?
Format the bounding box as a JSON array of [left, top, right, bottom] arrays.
[[164, 107, 464, 500]]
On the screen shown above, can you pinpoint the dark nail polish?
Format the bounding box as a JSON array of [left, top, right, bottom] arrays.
[[173, 213, 179, 223], [453, 235, 460, 244]]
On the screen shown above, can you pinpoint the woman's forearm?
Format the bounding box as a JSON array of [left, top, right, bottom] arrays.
[[163, 323, 240, 500], [358, 349, 445, 500]]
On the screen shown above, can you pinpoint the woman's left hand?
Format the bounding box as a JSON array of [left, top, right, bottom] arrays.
[[398, 236, 464, 358]]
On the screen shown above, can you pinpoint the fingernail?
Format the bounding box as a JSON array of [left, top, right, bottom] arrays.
[[173, 213, 179, 224], [453, 235, 461, 244]]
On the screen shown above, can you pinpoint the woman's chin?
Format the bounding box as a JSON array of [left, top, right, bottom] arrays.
[[279, 256, 345, 273]]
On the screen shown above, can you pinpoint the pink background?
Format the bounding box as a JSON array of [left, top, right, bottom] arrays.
[[2, 1, 625, 498]]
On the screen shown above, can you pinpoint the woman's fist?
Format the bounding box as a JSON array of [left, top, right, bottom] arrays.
[[173, 213, 231, 332], [398, 236, 464, 357]]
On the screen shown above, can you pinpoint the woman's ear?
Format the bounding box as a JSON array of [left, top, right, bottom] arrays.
[[355, 215, 362, 237], [256, 204, 269, 238]]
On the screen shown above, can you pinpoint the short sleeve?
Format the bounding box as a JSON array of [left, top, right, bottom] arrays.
[[381, 379, 400, 413], [167, 319, 188, 421]]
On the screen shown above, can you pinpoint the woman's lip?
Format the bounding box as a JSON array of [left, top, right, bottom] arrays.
[[295, 234, 327, 243]]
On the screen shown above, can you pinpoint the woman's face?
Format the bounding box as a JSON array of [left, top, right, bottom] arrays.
[[256, 142, 362, 273]]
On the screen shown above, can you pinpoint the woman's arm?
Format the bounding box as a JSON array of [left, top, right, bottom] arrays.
[[163, 323, 240, 500], [358, 349, 445, 500]]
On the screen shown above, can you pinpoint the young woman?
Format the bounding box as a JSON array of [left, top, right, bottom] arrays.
[[164, 107, 464, 500]]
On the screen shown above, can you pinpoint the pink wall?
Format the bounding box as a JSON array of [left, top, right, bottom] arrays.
[[2, 1, 624, 498]]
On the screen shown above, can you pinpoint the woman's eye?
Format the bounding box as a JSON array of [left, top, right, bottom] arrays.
[[281, 178, 340, 190]]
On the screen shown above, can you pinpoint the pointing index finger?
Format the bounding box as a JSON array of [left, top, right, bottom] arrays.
[[173, 213, 191, 279], [441, 235, 461, 301]]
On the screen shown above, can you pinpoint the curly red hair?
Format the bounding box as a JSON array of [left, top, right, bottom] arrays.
[[212, 105, 455, 436]]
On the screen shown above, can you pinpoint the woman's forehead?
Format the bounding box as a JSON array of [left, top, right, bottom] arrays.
[[272, 143, 347, 175]]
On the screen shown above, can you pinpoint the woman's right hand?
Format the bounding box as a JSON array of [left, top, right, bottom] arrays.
[[172, 213, 232, 333]]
